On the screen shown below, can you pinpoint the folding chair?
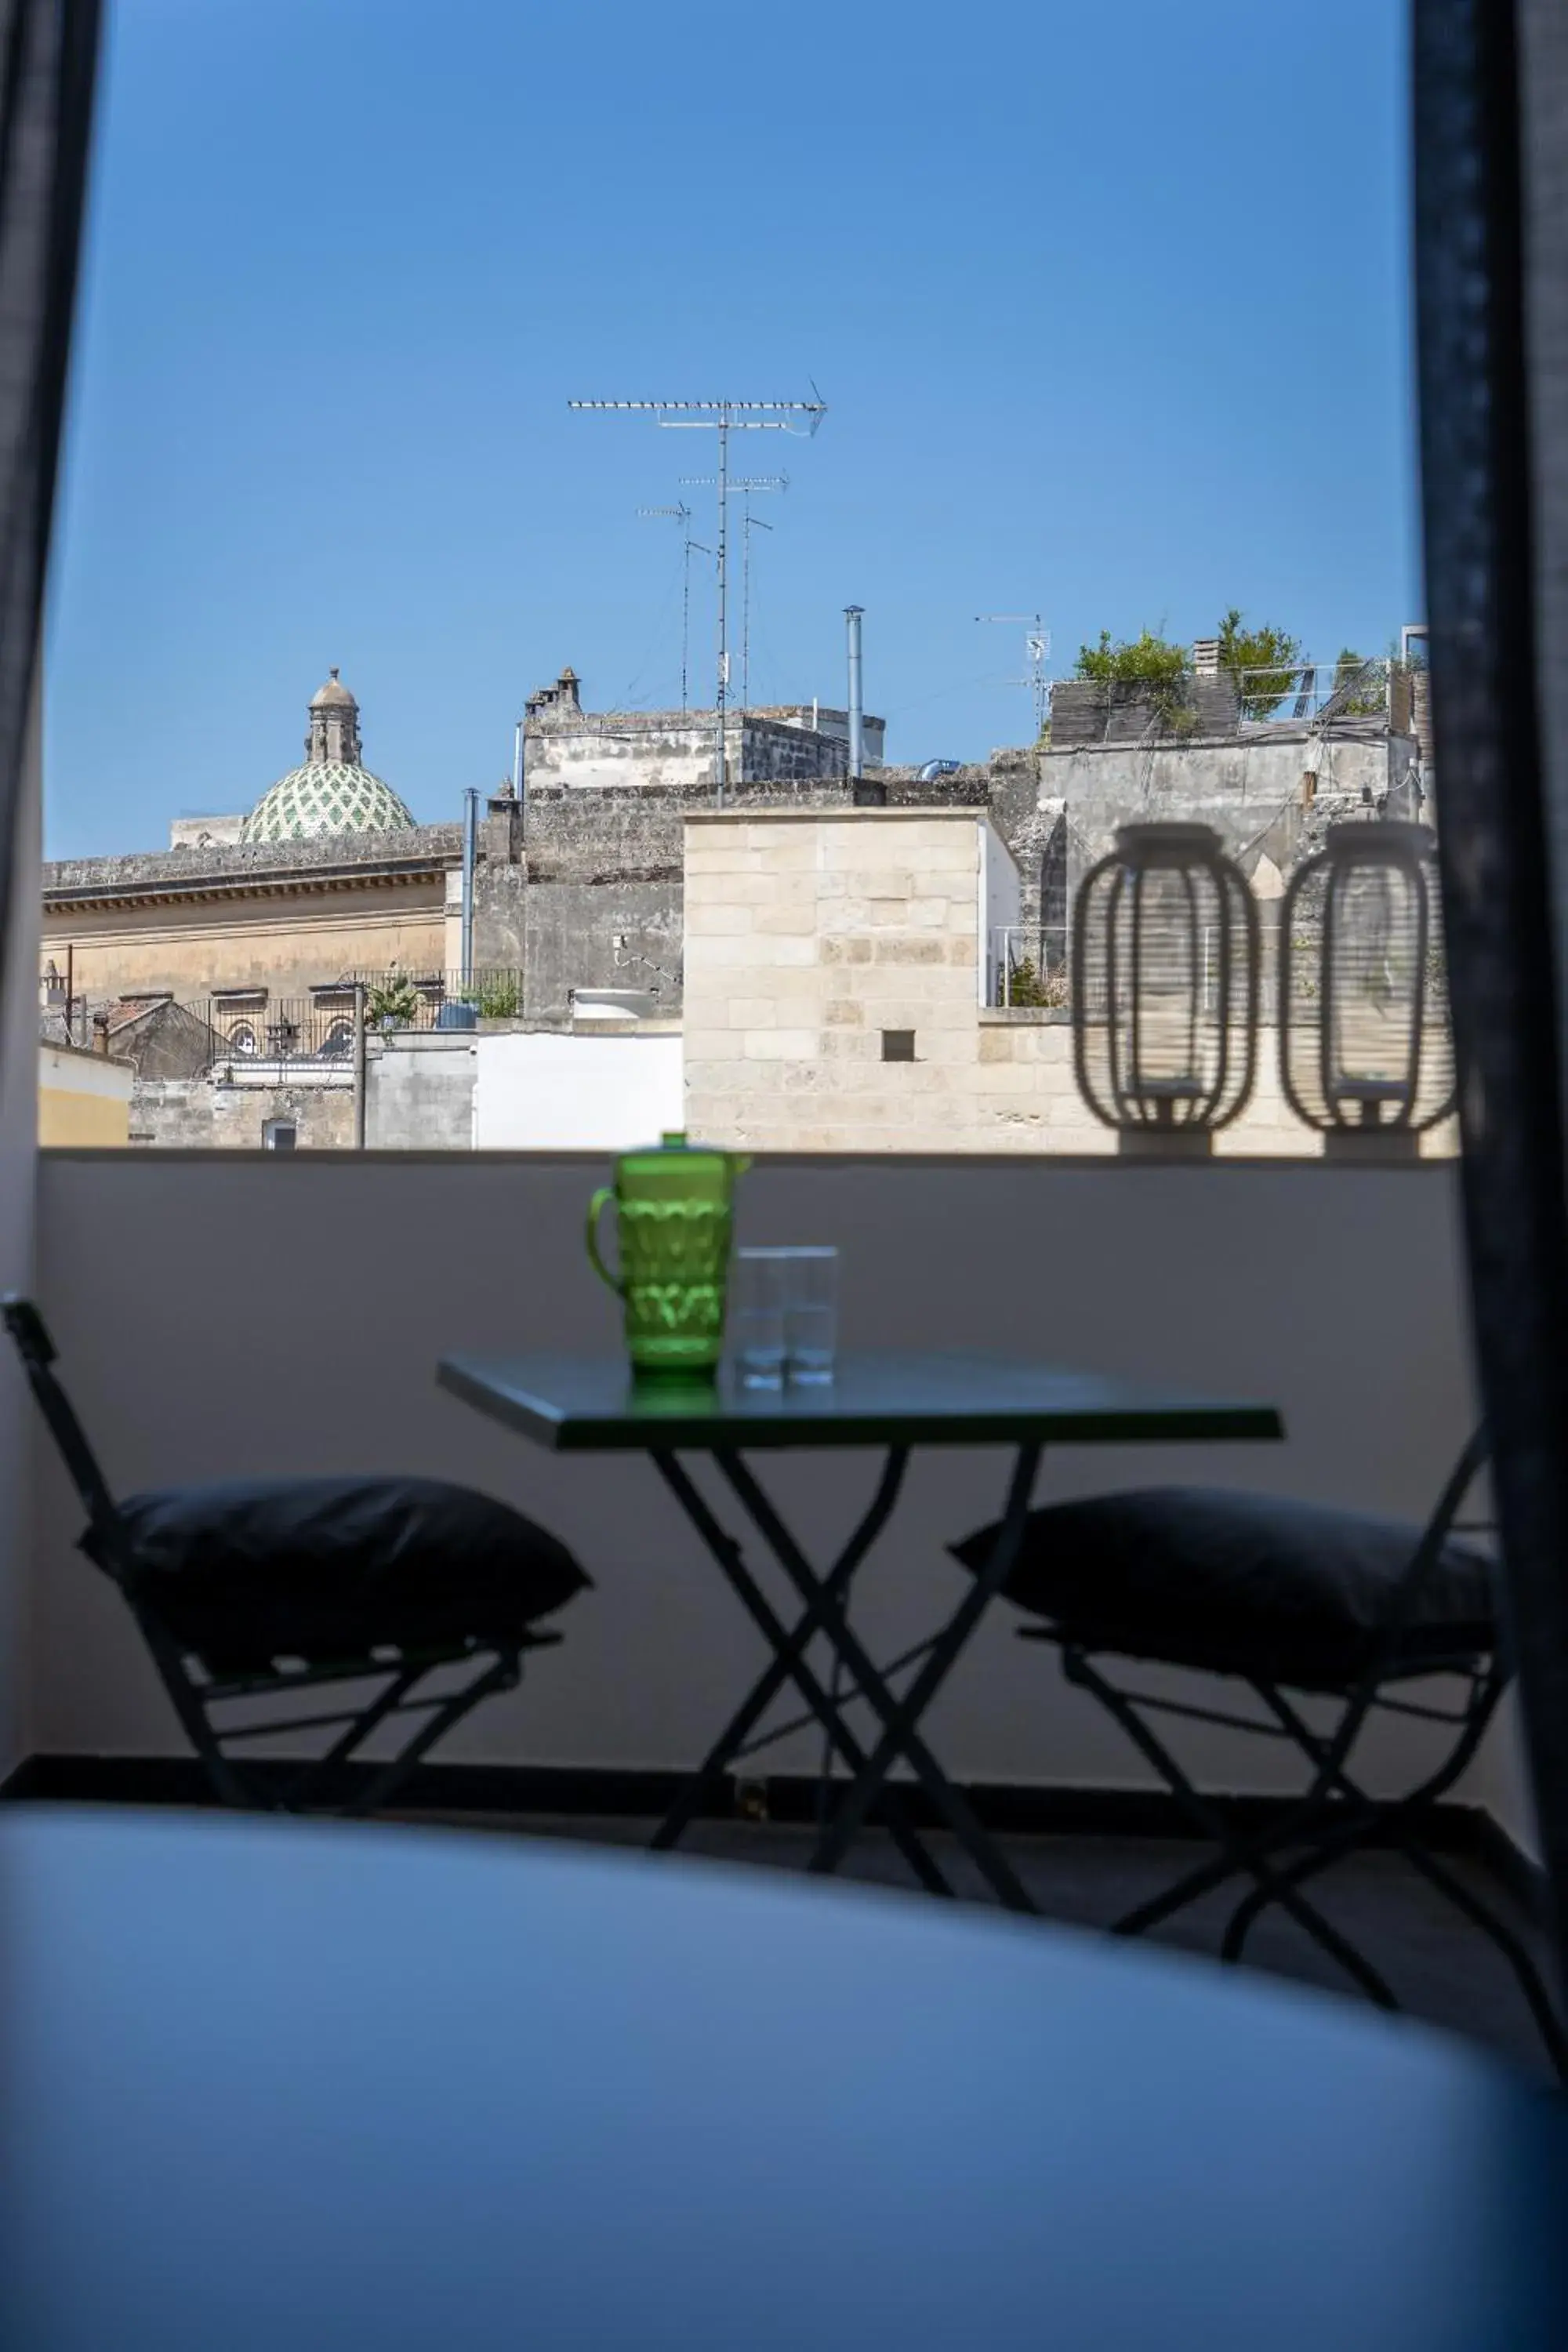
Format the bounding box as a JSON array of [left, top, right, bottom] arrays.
[[951, 1432, 1568, 2078], [5, 1297, 588, 1815]]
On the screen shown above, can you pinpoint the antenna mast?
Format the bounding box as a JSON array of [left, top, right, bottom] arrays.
[[976, 612, 1052, 738], [570, 397, 826, 802], [637, 502, 710, 715], [681, 473, 786, 740]]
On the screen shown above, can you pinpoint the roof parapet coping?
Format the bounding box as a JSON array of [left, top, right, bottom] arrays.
[[684, 804, 989, 826]]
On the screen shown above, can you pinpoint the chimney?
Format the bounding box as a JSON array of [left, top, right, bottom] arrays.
[[1191, 638, 1222, 677], [844, 606, 865, 779]]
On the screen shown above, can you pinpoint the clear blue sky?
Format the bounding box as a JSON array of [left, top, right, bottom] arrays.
[[44, 0, 1415, 858]]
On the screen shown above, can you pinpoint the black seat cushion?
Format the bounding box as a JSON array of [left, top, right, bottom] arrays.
[[949, 1487, 1499, 1690], [87, 1475, 590, 1675]]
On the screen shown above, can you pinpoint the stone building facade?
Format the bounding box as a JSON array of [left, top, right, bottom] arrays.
[[522, 665, 885, 792]]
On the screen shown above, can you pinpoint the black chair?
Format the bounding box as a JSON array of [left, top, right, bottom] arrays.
[[950, 1435, 1568, 2078], [5, 1297, 589, 1815]]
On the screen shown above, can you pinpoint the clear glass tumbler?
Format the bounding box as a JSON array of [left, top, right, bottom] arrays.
[[782, 1246, 839, 1384], [731, 1248, 787, 1387]]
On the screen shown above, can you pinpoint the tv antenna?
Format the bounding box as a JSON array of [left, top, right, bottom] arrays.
[[680, 474, 787, 730], [976, 612, 1051, 737], [637, 501, 711, 715], [569, 396, 827, 800]]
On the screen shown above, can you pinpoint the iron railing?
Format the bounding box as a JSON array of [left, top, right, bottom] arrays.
[[198, 999, 356, 1072], [1045, 658, 1404, 735], [194, 970, 525, 1073], [987, 926, 1070, 1010], [342, 968, 525, 1022], [988, 924, 1294, 1020]]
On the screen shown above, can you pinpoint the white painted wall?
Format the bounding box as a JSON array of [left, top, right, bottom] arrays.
[[475, 1032, 683, 1150], [529, 729, 715, 793], [978, 818, 1022, 1006], [27, 1151, 1523, 1827]]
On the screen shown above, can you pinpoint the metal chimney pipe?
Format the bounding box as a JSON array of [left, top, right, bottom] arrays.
[[844, 604, 864, 779], [460, 787, 479, 989]]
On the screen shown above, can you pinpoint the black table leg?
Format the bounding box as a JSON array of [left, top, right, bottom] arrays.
[[716, 1443, 1044, 1915], [650, 1447, 956, 1897]]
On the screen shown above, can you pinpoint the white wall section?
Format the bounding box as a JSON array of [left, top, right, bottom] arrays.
[[474, 1033, 683, 1151]]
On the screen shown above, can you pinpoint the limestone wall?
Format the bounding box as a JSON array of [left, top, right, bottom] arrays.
[[682, 808, 1457, 1157], [365, 1033, 474, 1151], [684, 809, 996, 1153], [129, 1073, 355, 1149], [525, 712, 871, 794]]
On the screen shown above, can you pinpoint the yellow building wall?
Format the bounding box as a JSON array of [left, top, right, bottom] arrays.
[[38, 1046, 133, 1147], [41, 880, 448, 1005], [38, 1086, 129, 1146]]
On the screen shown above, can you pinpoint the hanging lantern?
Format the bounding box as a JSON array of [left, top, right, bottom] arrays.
[[1073, 822, 1259, 1156], [1279, 821, 1454, 1156]]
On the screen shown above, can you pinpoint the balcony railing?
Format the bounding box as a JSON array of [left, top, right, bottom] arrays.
[[987, 927, 1069, 1010], [987, 925, 1293, 1018], [194, 971, 525, 1073]]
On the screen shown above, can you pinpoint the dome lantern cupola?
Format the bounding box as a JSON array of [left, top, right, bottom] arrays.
[[240, 668, 416, 844], [306, 667, 362, 767]]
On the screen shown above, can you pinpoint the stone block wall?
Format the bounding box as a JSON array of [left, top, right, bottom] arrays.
[[683, 808, 1457, 1158], [129, 1075, 355, 1149], [967, 1014, 1314, 1156], [516, 774, 869, 1025], [365, 1033, 474, 1149], [524, 711, 880, 795], [684, 810, 998, 1153]]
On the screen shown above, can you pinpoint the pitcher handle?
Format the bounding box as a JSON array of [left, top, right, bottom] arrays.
[[585, 1187, 623, 1296]]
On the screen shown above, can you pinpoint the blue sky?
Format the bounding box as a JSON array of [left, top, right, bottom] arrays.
[[45, 0, 1414, 857]]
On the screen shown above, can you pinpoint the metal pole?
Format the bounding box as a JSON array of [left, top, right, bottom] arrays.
[[845, 605, 865, 779], [740, 514, 774, 765], [513, 718, 524, 800], [461, 787, 478, 989], [353, 982, 368, 1150], [65, 942, 73, 1047], [716, 409, 729, 803]]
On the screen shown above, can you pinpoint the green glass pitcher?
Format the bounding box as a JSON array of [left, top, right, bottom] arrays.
[[586, 1132, 748, 1377]]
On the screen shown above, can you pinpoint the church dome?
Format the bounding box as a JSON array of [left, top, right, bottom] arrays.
[[239, 668, 416, 843], [240, 760, 416, 844]]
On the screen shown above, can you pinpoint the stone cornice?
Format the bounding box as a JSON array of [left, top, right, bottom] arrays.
[[42, 823, 463, 915]]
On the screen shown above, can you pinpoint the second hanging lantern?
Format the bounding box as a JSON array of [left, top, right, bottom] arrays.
[[1279, 820, 1454, 1156], [1072, 822, 1259, 1154]]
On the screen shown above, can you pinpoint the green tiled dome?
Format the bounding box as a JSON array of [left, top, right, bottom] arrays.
[[240, 760, 416, 844]]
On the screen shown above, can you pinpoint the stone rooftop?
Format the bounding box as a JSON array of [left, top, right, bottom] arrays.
[[44, 822, 466, 901]]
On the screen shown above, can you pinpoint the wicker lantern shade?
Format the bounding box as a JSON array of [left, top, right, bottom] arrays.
[[1279, 821, 1454, 1156], [1073, 822, 1259, 1156]]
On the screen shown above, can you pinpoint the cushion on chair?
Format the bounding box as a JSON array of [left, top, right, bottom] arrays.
[[949, 1487, 1499, 1690], [86, 1475, 590, 1675]]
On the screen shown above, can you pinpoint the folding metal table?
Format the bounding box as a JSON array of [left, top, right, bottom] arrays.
[[436, 1349, 1283, 1911]]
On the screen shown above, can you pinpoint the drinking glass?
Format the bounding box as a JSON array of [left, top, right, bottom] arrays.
[[782, 1246, 839, 1384], [731, 1248, 787, 1387]]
